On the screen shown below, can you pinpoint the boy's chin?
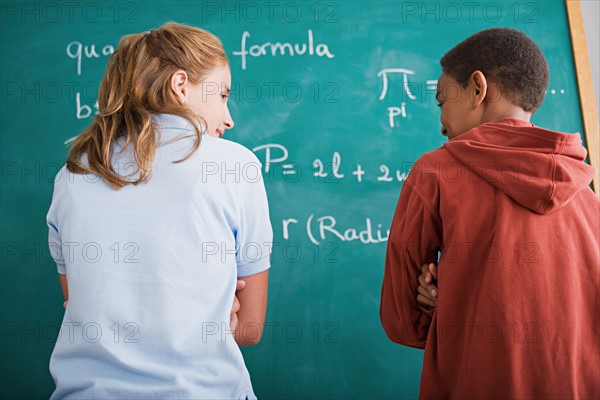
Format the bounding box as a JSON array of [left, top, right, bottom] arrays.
[[445, 131, 463, 139]]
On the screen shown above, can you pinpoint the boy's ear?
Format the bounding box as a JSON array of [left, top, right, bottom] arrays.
[[469, 70, 487, 108], [170, 70, 189, 104]]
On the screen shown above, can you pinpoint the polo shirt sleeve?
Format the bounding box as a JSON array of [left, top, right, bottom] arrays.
[[235, 158, 273, 278], [47, 172, 67, 275]]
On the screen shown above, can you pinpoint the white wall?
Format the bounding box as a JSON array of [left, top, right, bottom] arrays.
[[581, 0, 599, 114]]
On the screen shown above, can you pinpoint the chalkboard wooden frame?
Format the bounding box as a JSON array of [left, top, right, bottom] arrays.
[[566, 0, 600, 193]]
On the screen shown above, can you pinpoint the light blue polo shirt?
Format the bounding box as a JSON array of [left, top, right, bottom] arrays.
[[47, 114, 272, 399]]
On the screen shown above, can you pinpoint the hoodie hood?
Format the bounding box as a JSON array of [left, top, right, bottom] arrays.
[[444, 118, 595, 214]]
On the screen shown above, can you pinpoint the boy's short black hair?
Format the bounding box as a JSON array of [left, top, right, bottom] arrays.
[[440, 28, 549, 112]]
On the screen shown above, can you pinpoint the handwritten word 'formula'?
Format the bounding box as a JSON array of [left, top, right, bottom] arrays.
[[233, 30, 335, 70]]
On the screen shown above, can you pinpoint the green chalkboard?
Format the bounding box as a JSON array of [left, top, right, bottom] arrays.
[[0, 0, 591, 398]]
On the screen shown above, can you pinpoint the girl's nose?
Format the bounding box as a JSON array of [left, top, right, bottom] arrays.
[[224, 108, 234, 130]]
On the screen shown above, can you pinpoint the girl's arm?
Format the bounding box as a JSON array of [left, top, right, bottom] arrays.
[[234, 270, 269, 346], [60, 272, 265, 341], [59, 274, 68, 308]]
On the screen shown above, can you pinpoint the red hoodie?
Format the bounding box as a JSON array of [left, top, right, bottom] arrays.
[[380, 118, 599, 399]]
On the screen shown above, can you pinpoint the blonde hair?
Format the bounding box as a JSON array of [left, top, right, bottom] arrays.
[[66, 22, 228, 189]]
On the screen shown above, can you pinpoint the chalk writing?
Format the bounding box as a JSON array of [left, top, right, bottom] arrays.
[[252, 143, 412, 184], [233, 30, 335, 71], [298, 214, 390, 245], [66, 41, 114, 76], [377, 68, 438, 128]]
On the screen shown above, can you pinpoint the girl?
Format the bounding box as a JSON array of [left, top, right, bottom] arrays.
[[47, 22, 272, 399]]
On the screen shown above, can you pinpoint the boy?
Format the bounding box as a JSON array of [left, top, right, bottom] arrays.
[[380, 28, 599, 399]]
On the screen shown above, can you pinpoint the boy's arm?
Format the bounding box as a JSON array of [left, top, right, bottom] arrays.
[[380, 161, 442, 349], [417, 263, 438, 307]]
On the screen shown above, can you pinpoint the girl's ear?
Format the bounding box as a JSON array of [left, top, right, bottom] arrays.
[[469, 70, 488, 108], [170, 70, 189, 104]]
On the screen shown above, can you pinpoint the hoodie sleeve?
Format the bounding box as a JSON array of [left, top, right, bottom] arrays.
[[380, 155, 442, 349]]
